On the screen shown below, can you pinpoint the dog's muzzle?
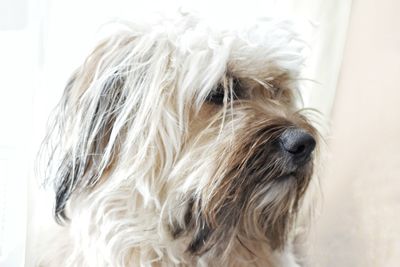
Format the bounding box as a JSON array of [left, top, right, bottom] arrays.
[[279, 128, 316, 165]]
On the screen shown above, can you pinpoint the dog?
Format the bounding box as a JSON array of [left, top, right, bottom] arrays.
[[38, 13, 319, 267]]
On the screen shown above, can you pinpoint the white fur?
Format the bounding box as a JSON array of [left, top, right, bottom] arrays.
[[37, 13, 314, 267]]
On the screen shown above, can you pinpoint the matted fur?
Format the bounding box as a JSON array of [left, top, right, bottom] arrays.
[[38, 13, 319, 267]]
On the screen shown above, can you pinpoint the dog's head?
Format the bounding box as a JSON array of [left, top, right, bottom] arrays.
[[43, 14, 318, 258]]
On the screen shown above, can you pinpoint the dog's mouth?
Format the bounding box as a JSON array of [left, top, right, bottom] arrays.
[[276, 172, 296, 181], [274, 160, 313, 184]]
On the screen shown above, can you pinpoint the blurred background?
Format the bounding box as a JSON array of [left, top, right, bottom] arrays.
[[0, 0, 399, 266]]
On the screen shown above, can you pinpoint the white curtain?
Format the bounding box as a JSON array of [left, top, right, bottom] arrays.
[[0, 0, 351, 266]]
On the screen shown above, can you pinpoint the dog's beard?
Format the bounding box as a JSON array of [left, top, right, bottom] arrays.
[[167, 103, 316, 257]]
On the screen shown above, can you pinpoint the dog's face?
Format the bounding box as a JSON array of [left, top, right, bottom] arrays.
[[178, 79, 317, 255], [44, 15, 318, 260]]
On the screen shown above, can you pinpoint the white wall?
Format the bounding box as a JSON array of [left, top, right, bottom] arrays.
[[0, 0, 42, 265]]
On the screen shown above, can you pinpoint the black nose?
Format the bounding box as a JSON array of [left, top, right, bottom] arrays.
[[279, 128, 316, 162]]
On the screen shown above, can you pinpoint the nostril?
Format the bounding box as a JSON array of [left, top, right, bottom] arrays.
[[293, 144, 305, 154], [279, 128, 316, 158]]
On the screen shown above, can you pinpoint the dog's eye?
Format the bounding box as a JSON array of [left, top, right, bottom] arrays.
[[206, 78, 241, 105], [206, 84, 226, 105]]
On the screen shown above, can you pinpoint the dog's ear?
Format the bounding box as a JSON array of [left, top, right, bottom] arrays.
[[47, 36, 131, 223], [42, 32, 175, 223]]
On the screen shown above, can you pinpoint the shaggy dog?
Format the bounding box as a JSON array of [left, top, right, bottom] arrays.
[[39, 14, 319, 267]]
